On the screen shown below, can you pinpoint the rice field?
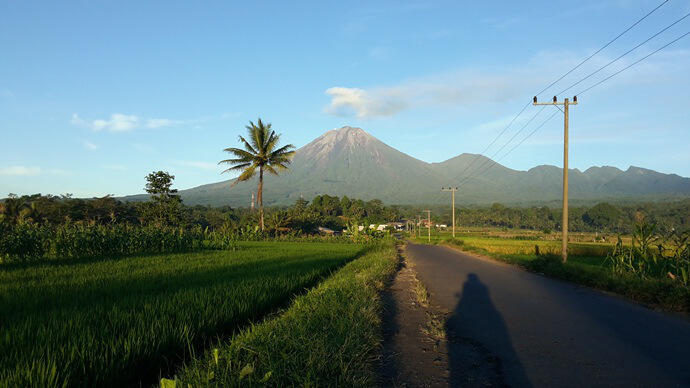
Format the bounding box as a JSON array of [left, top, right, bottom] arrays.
[[0, 241, 364, 387], [411, 228, 614, 259], [171, 242, 398, 387]]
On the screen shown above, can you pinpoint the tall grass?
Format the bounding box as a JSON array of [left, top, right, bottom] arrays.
[[170, 242, 398, 387], [0, 242, 364, 387]]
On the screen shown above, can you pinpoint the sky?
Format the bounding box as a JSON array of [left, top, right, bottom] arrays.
[[1, 0, 689, 197]]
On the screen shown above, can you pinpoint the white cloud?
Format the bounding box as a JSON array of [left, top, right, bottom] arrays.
[[145, 118, 180, 128], [178, 161, 218, 170], [102, 164, 126, 171], [71, 112, 237, 132], [133, 143, 156, 153], [82, 140, 99, 150], [324, 48, 690, 119], [325, 87, 407, 118], [0, 166, 42, 176], [71, 113, 185, 132]]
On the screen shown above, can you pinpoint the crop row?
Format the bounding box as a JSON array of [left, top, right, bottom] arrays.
[[0, 223, 238, 264]]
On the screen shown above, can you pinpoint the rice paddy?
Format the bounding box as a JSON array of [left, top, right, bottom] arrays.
[[0, 241, 365, 387]]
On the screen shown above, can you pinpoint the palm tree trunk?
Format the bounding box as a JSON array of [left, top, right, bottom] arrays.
[[258, 167, 264, 231]]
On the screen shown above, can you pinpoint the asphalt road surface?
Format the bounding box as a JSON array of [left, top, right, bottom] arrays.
[[406, 243, 690, 388]]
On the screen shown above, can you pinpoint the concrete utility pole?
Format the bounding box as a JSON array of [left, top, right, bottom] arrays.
[[441, 187, 458, 238], [533, 95, 578, 263], [423, 210, 431, 243]]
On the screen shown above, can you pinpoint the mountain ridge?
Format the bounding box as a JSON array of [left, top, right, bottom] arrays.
[[123, 126, 690, 206]]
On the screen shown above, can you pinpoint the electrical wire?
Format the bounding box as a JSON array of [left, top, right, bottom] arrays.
[[457, 0, 676, 188], [577, 30, 690, 95], [465, 108, 561, 182], [557, 10, 690, 96], [469, 29, 690, 182], [458, 106, 546, 186], [535, 0, 669, 98]]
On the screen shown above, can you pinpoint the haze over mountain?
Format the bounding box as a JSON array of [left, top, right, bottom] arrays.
[[125, 126, 690, 207]]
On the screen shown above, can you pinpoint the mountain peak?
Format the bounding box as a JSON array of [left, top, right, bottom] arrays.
[[329, 126, 372, 141]]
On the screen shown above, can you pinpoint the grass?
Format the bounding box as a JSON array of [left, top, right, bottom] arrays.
[[440, 237, 690, 312], [0, 241, 365, 387], [170, 241, 398, 387]]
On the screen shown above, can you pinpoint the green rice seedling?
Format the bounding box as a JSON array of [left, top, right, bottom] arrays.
[[0, 241, 364, 387], [171, 242, 398, 387]]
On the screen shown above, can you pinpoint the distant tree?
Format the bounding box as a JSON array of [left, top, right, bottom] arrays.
[[582, 202, 621, 231], [219, 118, 295, 230], [145, 171, 180, 202], [141, 171, 183, 227], [0, 195, 27, 225]]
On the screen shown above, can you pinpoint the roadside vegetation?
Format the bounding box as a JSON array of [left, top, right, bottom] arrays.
[[424, 224, 690, 312], [168, 241, 398, 387], [0, 242, 365, 387]]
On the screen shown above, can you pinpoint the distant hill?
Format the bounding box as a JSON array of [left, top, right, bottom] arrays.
[[123, 126, 690, 206]]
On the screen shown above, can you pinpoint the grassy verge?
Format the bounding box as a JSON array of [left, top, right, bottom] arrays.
[[440, 238, 690, 312], [171, 241, 398, 387], [0, 242, 364, 387]]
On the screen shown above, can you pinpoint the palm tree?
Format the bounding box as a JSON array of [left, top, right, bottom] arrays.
[[220, 118, 295, 230]]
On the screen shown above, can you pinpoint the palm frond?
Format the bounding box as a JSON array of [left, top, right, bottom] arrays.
[[237, 136, 257, 155], [265, 131, 281, 153], [270, 143, 296, 157], [220, 162, 253, 173], [229, 165, 257, 186], [222, 147, 256, 161]]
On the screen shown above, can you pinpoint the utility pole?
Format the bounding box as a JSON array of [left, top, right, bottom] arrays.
[[533, 95, 578, 263], [441, 187, 458, 238], [423, 210, 431, 243]]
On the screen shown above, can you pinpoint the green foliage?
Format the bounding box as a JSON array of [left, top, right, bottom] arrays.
[[0, 242, 364, 387], [145, 171, 179, 200], [141, 171, 184, 227], [439, 226, 690, 312], [172, 242, 397, 387], [606, 223, 690, 287], [582, 202, 621, 229], [0, 223, 212, 264], [219, 118, 296, 230]]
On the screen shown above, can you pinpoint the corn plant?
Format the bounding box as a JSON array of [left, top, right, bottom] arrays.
[[606, 222, 689, 287]]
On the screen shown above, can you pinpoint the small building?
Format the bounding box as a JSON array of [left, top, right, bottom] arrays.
[[317, 226, 335, 235]]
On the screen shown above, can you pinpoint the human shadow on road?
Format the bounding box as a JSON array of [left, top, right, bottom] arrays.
[[446, 273, 532, 387]]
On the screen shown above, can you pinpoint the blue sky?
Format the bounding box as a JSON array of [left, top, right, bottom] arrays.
[[1, 0, 689, 197]]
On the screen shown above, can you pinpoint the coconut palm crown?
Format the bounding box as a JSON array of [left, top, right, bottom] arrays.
[[219, 118, 295, 230]]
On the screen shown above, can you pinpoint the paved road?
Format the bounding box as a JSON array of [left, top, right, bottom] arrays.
[[406, 243, 690, 388]]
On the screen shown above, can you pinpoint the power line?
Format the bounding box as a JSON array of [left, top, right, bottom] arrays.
[[535, 0, 669, 98], [458, 106, 546, 186], [502, 109, 561, 162], [557, 10, 690, 96], [455, 101, 530, 181], [465, 108, 560, 183], [456, 0, 669, 187], [578, 30, 690, 95]]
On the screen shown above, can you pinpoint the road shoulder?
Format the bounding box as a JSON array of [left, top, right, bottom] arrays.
[[378, 244, 450, 387]]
